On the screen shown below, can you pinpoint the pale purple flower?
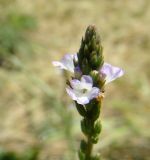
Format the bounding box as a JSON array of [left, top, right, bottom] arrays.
[[52, 54, 75, 73], [100, 63, 124, 84], [66, 75, 100, 105]]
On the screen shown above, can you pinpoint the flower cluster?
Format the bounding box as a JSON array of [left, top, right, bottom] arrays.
[[53, 53, 124, 105]]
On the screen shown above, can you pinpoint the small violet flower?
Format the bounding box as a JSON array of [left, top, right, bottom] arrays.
[[52, 54, 75, 73], [100, 63, 124, 84], [66, 75, 100, 105]]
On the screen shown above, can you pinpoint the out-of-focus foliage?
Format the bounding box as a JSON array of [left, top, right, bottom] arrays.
[[0, 0, 150, 160], [0, 150, 18, 160], [0, 147, 39, 160], [0, 0, 37, 68]]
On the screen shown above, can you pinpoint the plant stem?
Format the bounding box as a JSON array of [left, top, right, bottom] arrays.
[[85, 135, 93, 160]]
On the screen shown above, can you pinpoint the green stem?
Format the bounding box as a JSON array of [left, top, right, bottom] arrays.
[[85, 135, 93, 160]]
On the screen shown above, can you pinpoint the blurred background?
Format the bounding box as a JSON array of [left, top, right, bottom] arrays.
[[0, 0, 150, 159]]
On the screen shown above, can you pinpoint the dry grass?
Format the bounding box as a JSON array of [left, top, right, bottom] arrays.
[[0, 0, 150, 159]]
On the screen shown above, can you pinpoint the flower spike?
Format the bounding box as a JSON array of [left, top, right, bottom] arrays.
[[53, 25, 124, 160]]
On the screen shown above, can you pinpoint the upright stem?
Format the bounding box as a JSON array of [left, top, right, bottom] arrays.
[[85, 135, 93, 160]]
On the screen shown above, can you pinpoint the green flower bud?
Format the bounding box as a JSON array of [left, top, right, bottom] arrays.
[[91, 135, 99, 144], [78, 25, 104, 74], [82, 58, 91, 74], [89, 70, 100, 87], [86, 100, 101, 121], [84, 45, 89, 56], [81, 118, 91, 135], [93, 120, 102, 134]]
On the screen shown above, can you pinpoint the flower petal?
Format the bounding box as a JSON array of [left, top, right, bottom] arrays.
[[70, 79, 81, 90], [52, 61, 67, 70], [81, 75, 93, 84], [61, 54, 74, 72], [100, 63, 124, 84], [66, 87, 77, 100], [52, 54, 75, 73], [88, 87, 100, 100], [76, 97, 89, 105], [79, 75, 93, 90]]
